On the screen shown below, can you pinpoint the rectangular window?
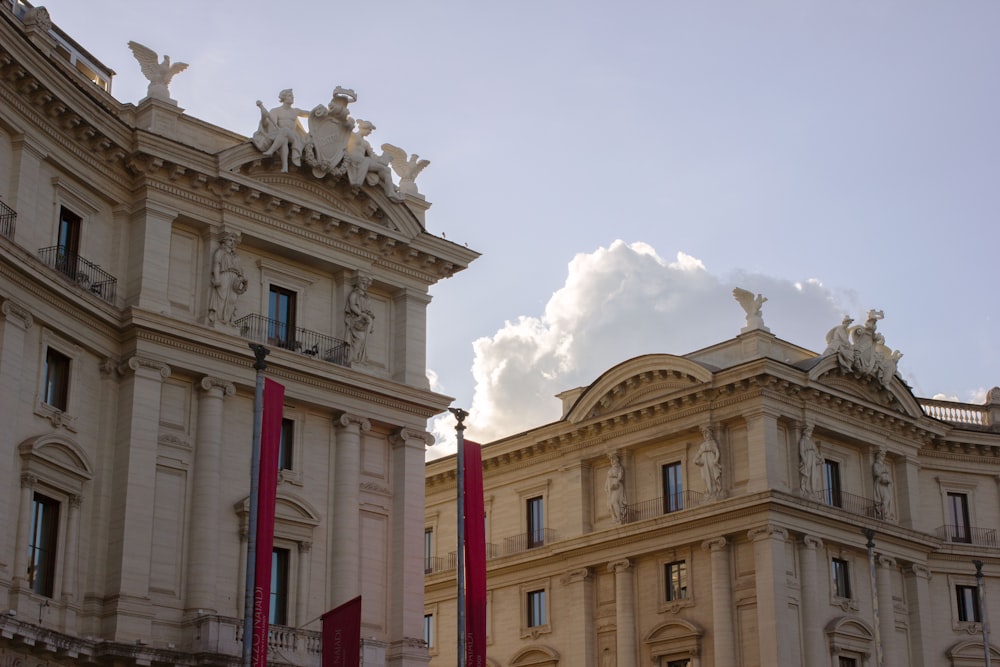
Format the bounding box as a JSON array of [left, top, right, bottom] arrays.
[[823, 460, 842, 508], [268, 286, 297, 350], [663, 462, 683, 513], [28, 493, 59, 597], [56, 206, 81, 276], [44, 348, 70, 411], [665, 560, 688, 601], [423, 613, 434, 648], [838, 658, 858, 667], [948, 492, 971, 543], [526, 496, 544, 548], [832, 557, 851, 599], [424, 528, 434, 574], [526, 589, 546, 627], [270, 548, 290, 625], [278, 418, 294, 471], [957, 584, 981, 622], [666, 660, 691, 667]]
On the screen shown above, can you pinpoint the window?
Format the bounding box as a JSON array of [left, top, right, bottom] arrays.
[[268, 286, 297, 350], [527, 496, 544, 548], [526, 589, 546, 627], [665, 560, 688, 601], [43, 348, 71, 411], [948, 492, 971, 543], [28, 493, 59, 597], [663, 462, 683, 513], [424, 528, 434, 574], [278, 418, 294, 471], [270, 548, 290, 625], [823, 460, 842, 508], [832, 558, 851, 599], [56, 206, 81, 277], [838, 658, 858, 667], [666, 661, 691, 667], [957, 584, 981, 622], [423, 613, 434, 648]]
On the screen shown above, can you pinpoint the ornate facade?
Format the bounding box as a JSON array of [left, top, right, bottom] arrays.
[[426, 317, 1000, 666], [0, 4, 476, 667]]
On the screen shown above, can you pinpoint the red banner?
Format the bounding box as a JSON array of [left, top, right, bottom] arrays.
[[252, 378, 284, 667], [463, 440, 487, 667], [322, 596, 362, 667]]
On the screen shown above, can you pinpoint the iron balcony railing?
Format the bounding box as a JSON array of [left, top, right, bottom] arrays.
[[235, 314, 349, 366], [937, 524, 1000, 548], [502, 529, 558, 556], [38, 245, 117, 305], [0, 199, 15, 239], [818, 488, 879, 517], [624, 490, 706, 523]]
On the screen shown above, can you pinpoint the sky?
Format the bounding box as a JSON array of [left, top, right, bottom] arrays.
[[40, 1, 1000, 458]]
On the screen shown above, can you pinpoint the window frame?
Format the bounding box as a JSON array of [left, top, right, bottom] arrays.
[[823, 458, 843, 508], [270, 547, 291, 626], [664, 560, 688, 603], [832, 557, 852, 600], [28, 492, 60, 597], [526, 495, 545, 548], [526, 588, 546, 628], [947, 492, 972, 543], [956, 584, 981, 623], [662, 460, 684, 513], [43, 347, 70, 411], [268, 284, 298, 350], [35, 330, 81, 431], [519, 579, 551, 638]]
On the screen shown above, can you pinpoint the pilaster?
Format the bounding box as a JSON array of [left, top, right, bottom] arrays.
[[609, 559, 637, 667], [744, 408, 787, 492], [124, 202, 177, 312], [330, 413, 369, 606], [748, 524, 792, 666], [0, 300, 32, 576], [702, 537, 736, 667], [390, 288, 432, 387], [799, 535, 826, 667], [561, 568, 595, 666], [876, 555, 897, 667], [903, 564, 931, 667]]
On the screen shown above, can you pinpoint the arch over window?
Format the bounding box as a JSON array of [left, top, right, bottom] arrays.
[[825, 616, 873, 663], [947, 639, 1000, 667], [509, 644, 559, 667], [19, 434, 93, 488], [644, 618, 703, 664]]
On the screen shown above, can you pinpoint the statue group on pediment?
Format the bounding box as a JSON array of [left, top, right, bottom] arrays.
[[823, 309, 902, 388], [252, 87, 429, 201]]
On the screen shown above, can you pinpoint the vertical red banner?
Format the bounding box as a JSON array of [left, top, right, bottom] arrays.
[[252, 378, 284, 667], [463, 440, 487, 667], [322, 596, 362, 667]]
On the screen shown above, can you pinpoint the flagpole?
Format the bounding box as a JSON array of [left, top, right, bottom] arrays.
[[975, 560, 992, 667], [450, 407, 468, 667], [243, 344, 269, 667]]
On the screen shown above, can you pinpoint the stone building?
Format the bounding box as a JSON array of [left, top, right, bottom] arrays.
[[0, 4, 476, 667], [425, 312, 1000, 666]]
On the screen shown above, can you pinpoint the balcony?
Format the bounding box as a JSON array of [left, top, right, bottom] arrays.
[[0, 200, 14, 239], [235, 314, 349, 366], [37, 246, 117, 305], [623, 490, 706, 523], [818, 488, 879, 518], [937, 524, 1000, 549]]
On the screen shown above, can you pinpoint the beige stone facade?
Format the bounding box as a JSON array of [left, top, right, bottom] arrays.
[[426, 330, 1000, 666], [0, 5, 476, 667]]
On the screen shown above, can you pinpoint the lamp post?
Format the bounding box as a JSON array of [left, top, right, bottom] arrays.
[[450, 407, 468, 667], [863, 528, 883, 667], [974, 559, 992, 667]]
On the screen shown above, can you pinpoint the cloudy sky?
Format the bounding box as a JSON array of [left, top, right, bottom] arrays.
[[41, 1, 1000, 457]]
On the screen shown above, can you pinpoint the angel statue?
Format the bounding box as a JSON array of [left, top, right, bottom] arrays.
[[380, 144, 430, 197], [127, 41, 188, 104], [732, 287, 769, 332]]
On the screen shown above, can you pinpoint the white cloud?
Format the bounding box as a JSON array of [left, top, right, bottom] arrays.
[[428, 240, 850, 458]]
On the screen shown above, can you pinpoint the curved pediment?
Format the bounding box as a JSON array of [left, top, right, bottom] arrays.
[[566, 354, 713, 423], [18, 434, 94, 482], [509, 645, 559, 666], [809, 354, 924, 419], [643, 618, 704, 643]]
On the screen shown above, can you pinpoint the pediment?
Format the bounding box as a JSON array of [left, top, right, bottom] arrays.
[[808, 355, 924, 419], [19, 435, 93, 481], [509, 645, 559, 666], [566, 354, 713, 423]]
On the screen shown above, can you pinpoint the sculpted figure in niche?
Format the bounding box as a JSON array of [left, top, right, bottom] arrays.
[[873, 448, 894, 519], [798, 424, 823, 498], [208, 232, 247, 326], [605, 451, 627, 524], [254, 89, 310, 173], [344, 274, 375, 363], [694, 425, 722, 497], [345, 120, 402, 201]]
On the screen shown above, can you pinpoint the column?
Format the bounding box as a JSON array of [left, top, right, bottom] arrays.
[[386, 427, 433, 667], [330, 413, 369, 605], [0, 300, 32, 571], [296, 541, 311, 627], [903, 564, 931, 667], [186, 376, 235, 613], [749, 525, 792, 666], [562, 568, 595, 666], [744, 408, 787, 492], [702, 537, 736, 667], [610, 559, 637, 667], [105, 355, 170, 640], [876, 556, 897, 667], [799, 536, 826, 667]]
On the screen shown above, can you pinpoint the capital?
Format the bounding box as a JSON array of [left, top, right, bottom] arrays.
[[801, 535, 824, 550], [338, 413, 371, 432], [609, 559, 632, 574], [119, 355, 171, 379], [20, 473, 37, 489], [1, 299, 33, 329], [748, 524, 788, 543], [701, 537, 728, 552], [200, 376, 236, 396], [562, 568, 591, 585], [392, 428, 435, 448]]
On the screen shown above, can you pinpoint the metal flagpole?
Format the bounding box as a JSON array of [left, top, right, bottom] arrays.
[[975, 560, 992, 667], [863, 528, 883, 667], [450, 408, 468, 667], [242, 344, 269, 667]]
